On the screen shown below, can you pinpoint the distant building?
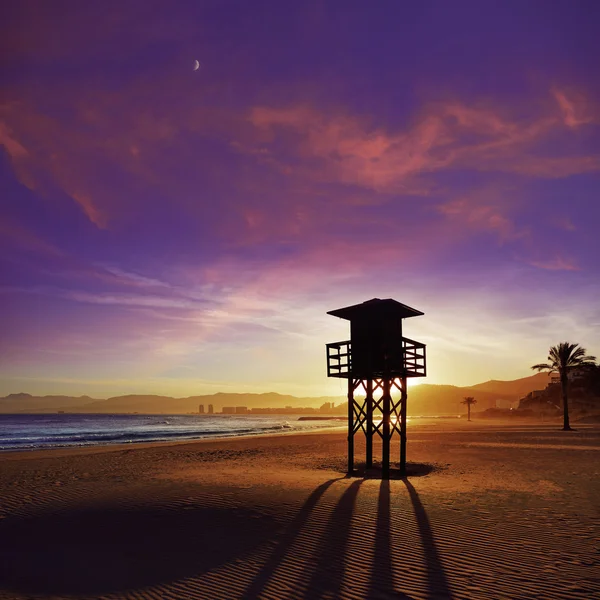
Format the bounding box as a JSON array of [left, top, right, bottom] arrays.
[[208, 404, 214, 414], [551, 368, 588, 385], [198, 404, 204, 414], [235, 406, 248, 414], [495, 398, 518, 410], [222, 406, 236, 414], [249, 406, 317, 414]]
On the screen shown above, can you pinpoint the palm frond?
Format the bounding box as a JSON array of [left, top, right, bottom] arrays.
[[536, 343, 597, 372], [531, 363, 554, 372]]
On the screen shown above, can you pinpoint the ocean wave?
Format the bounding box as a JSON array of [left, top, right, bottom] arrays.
[[0, 414, 344, 452]]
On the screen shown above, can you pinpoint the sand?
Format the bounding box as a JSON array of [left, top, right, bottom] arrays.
[[0, 420, 598, 599]]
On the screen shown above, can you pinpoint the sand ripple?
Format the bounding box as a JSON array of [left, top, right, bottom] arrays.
[[0, 425, 598, 599]]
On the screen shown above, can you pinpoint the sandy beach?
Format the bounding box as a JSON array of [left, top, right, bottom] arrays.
[[0, 421, 598, 599]]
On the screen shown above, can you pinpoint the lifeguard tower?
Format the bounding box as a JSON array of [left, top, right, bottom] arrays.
[[326, 298, 426, 478]]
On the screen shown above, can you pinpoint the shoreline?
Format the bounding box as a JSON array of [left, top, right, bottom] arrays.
[[0, 412, 349, 455], [0, 415, 565, 458], [0, 416, 585, 459], [0, 424, 349, 459]]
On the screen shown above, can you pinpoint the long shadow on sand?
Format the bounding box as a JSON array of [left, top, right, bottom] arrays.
[[369, 479, 413, 599], [242, 477, 343, 599], [403, 479, 453, 599], [245, 464, 448, 599], [300, 479, 363, 599], [0, 504, 278, 596], [244, 479, 366, 600]]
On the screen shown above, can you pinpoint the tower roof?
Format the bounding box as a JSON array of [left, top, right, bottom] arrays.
[[327, 298, 424, 321]]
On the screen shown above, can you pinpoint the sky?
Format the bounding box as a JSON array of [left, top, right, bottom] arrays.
[[1, 0, 599, 398]]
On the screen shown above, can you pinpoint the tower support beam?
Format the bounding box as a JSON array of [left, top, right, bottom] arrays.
[[345, 375, 410, 478], [382, 378, 391, 480], [400, 376, 408, 477], [347, 377, 354, 475], [365, 379, 373, 468]]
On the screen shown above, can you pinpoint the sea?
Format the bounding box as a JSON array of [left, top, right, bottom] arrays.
[[0, 413, 346, 452]]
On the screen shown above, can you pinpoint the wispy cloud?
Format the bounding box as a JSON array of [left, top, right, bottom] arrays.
[[552, 88, 596, 128], [2, 79, 598, 239], [502, 155, 600, 178], [0, 218, 65, 257], [0, 284, 209, 311], [554, 217, 577, 232], [436, 194, 527, 244], [527, 257, 581, 271], [0, 121, 28, 158], [70, 192, 107, 229], [247, 91, 600, 191], [98, 266, 171, 289], [0, 81, 232, 229]]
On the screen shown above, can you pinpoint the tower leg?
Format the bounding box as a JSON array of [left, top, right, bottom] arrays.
[[400, 376, 408, 477], [347, 377, 354, 475], [382, 378, 391, 480], [366, 379, 373, 469]]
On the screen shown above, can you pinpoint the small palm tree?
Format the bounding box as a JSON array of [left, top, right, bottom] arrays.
[[462, 396, 477, 421], [532, 342, 596, 430]]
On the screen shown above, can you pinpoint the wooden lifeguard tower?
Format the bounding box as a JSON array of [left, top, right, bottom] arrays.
[[326, 298, 426, 478]]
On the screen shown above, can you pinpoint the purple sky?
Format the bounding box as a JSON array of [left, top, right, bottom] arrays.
[[2, 0, 599, 397]]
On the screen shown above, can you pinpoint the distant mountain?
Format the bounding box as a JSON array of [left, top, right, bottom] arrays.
[[409, 373, 552, 414], [0, 372, 553, 415], [468, 372, 551, 396], [409, 384, 503, 414], [0, 394, 95, 412], [0, 392, 340, 414], [70, 392, 340, 414]]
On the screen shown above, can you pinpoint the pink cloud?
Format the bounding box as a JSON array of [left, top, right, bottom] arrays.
[[1, 102, 113, 228], [552, 88, 595, 127], [249, 106, 451, 190], [248, 91, 600, 191], [0, 220, 178, 292], [0, 218, 65, 257], [528, 257, 581, 271], [3, 78, 599, 239], [0, 76, 245, 229], [437, 197, 526, 243], [502, 155, 600, 178], [0, 121, 29, 158], [554, 217, 577, 232], [71, 192, 107, 229]]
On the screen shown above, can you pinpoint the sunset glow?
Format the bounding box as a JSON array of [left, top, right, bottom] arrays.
[[2, 1, 599, 398]]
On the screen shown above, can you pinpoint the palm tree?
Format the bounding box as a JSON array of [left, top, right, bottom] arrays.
[[462, 396, 477, 421], [532, 342, 597, 431]]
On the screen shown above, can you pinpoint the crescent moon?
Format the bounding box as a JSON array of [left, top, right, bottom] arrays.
[[193, 60, 200, 71]]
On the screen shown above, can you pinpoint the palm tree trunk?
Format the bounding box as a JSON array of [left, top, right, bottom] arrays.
[[560, 371, 571, 430], [467, 404, 471, 421]]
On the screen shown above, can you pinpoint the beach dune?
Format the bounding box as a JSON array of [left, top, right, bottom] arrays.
[[0, 422, 598, 599]]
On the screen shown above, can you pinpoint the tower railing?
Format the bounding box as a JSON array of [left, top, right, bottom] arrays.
[[326, 338, 426, 378], [402, 336, 427, 377], [326, 340, 351, 378]]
